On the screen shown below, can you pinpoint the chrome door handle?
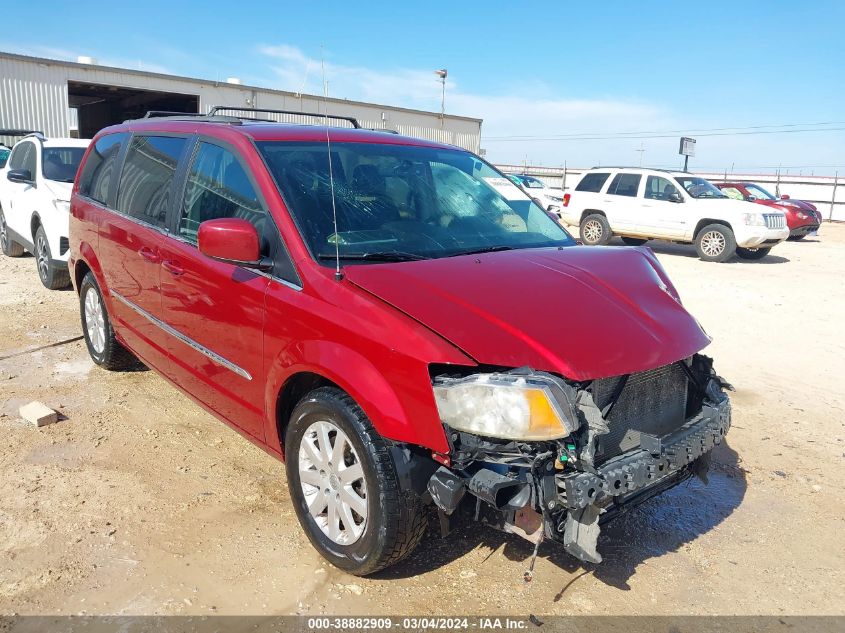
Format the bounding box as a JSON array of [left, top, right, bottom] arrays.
[[161, 260, 184, 276]]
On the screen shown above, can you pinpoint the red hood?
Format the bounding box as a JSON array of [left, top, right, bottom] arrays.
[[345, 246, 711, 381]]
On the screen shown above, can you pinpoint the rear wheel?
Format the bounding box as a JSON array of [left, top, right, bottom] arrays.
[[580, 213, 612, 246], [35, 225, 70, 289], [286, 387, 427, 576], [0, 208, 25, 257], [788, 234, 807, 241], [621, 237, 648, 246], [695, 224, 736, 262], [736, 246, 771, 260], [79, 272, 138, 370]]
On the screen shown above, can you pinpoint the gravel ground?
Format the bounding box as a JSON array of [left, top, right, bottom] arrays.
[[0, 225, 843, 616]]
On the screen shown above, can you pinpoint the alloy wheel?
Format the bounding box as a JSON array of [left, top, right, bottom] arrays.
[[36, 234, 50, 282], [84, 288, 106, 354], [583, 219, 603, 243], [298, 420, 368, 545], [700, 231, 726, 257]]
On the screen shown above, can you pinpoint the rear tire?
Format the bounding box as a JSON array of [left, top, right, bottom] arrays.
[[695, 224, 736, 262], [285, 387, 427, 576], [580, 213, 612, 246], [79, 272, 138, 370], [0, 208, 25, 257], [621, 237, 648, 246], [788, 234, 807, 241], [736, 246, 771, 260], [35, 225, 70, 289]]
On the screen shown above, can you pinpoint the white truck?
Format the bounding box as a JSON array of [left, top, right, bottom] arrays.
[[559, 167, 789, 262], [0, 134, 90, 288]]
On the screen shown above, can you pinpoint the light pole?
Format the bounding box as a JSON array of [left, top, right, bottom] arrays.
[[434, 69, 447, 126]]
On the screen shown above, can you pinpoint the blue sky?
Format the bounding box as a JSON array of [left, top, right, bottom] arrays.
[[4, 0, 844, 174]]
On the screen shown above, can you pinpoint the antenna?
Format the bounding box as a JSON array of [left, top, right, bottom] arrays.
[[321, 46, 343, 282]]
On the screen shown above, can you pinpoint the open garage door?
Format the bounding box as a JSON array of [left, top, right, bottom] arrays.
[[68, 81, 199, 139]]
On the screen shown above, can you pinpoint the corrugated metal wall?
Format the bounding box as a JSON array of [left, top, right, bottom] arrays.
[[0, 53, 482, 153]]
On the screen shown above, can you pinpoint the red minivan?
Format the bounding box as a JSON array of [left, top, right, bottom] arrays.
[[69, 111, 732, 575]]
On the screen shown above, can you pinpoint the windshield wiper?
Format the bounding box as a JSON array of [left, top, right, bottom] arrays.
[[446, 245, 516, 257], [317, 251, 428, 262]]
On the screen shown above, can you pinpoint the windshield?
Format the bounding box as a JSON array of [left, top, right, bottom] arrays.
[[745, 184, 777, 200], [258, 141, 575, 263], [42, 147, 86, 182], [674, 176, 727, 199]]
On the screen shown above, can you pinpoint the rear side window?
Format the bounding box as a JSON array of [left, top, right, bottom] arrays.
[[607, 173, 641, 197], [575, 172, 610, 193], [117, 135, 188, 229], [78, 133, 128, 205], [178, 142, 267, 243]]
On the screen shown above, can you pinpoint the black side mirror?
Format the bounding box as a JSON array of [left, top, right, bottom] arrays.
[[746, 195, 757, 202], [668, 192, 683, 203], [7, 169, 33, 184]]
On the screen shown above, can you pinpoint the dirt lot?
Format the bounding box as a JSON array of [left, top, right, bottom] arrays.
[[1, 226, 843, 616]]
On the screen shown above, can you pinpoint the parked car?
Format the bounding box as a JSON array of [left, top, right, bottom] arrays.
[[69, 113, 732, 575], [560, 167, 789, 262], [0, 134, 90, 288], [507, 174, 564, 216], [714, 181, 821, 240], [0, 145, 10, 168]]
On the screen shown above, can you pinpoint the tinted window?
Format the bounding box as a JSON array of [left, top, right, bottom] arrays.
[[78, 133, 128, 205], [179, 142, 267, 243], [42, 147, 86, 183], [645, 176, 679, 200], [117, 136, 187, 228], [607, 173, 641, 197], [575, 172, 610, 193], [9, 141, 35, 174]]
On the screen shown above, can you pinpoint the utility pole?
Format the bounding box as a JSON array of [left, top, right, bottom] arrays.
[[434, 69, 447, 127], [635, 142, 645, 167]]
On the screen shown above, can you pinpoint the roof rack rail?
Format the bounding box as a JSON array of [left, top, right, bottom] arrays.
[[590, 165, 676, 172], [142, 111, 206, 119], [0, 128, 44, 137], [208, 106, 360, 129]]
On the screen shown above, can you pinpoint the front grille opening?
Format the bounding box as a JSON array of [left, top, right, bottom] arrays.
[[592, 363, 689, 462]]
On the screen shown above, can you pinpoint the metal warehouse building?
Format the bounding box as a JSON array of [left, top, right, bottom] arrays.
[[0, 52, 481, 150]]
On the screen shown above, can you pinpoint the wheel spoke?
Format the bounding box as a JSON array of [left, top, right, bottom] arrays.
[[340, 485, 367, 516], [307, 488, 329, 517], [316, 422, 333, 465], [301, 435, 325, 469], [331, 431, 347, 467], [327, 495, 341, 541], [299, 468, 323, 488], [338, 500, 362, 539], [339, 462, 363, 485]]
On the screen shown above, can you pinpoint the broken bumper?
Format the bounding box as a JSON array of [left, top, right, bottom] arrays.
[[558, 398, 732, 511]]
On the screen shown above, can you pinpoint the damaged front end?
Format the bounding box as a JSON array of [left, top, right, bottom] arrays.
[[427, 355, 732, 565]]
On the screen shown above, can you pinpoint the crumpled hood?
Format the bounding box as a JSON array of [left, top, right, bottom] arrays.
[[344, 246, 711, 381], [44, 180, 73, 202]]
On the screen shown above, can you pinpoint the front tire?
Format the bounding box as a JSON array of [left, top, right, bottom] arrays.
[[695, 224, 737, 262], [35, 225, 70, 289], [79, 272, 138, 370], [788, 234, 807, 241], [580, 213, 612, 246], [0, 208, 25, 257], [286, 387, 426, 576], [736, 246, 772, 260]]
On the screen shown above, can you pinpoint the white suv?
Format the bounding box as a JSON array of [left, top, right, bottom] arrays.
[[560, 167, 789, 262], [507, 174, 565, 216], [0, 134, 90, 288]]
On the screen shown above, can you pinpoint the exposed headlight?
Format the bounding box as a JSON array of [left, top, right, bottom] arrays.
[[433, 372, 579, 441], [742, 213, 766, 226], [53, 199, 70, 214]]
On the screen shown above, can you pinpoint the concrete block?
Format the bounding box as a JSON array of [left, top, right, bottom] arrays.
[[19, 401, 59, 427]]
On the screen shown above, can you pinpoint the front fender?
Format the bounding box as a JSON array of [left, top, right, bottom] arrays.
[[265, 339, 452, 456]]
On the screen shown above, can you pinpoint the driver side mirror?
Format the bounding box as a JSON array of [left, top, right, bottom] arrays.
[[7, 169, 34, 185], [746, 195, 757, 202], [668, 191, 683, 203], [197, 218, 272, 271]]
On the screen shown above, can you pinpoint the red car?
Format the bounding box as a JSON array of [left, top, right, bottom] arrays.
[[69, 110, 732, 575], [715, 182, 821, 240]]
